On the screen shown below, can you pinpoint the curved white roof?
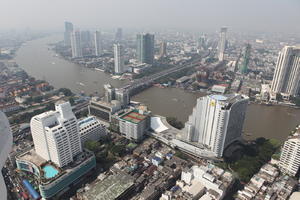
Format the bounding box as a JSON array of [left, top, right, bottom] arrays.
[[151, 117, 169, 133]]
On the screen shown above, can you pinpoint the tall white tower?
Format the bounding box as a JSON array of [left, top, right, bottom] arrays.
[[271, 46, 300, 96], [114, 43, 124, 74], [279, 135, 300, 176], [185, 94, 248, 157], [71, 30, 83, 58], [30, 101, 82, 167], [0, 112, 13, 200], [94, 30, 102, 56], [218, 27, 227, 61]]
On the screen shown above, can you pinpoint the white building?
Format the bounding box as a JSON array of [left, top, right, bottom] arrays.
[[115, 88, 130, 107], [94, 31, 102, 56], [78, 116, 107, 146], [114, 43, 124, 74], [119, 110, 150, 141], [218, 27, 227, 61], [0, 112, 13, 200], [271, 46, 300, 97], [30, 101, 82, 167], [279, 135, 300, 176], [71, 30, 83, 58], [185, 94, 248, 157]]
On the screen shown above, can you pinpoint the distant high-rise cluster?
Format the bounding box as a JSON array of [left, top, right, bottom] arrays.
[[114, 43, 125, 74], [64, 21, 74, 46], [30, 102, 82, 167], [0, 112, 13, 200], [185, 94, 248, 157], [271, 46, 300, 97], [239, 43, 251, 74], [71, 30, 83, 58], [94, 31, 102, 56], [218, 27, 227, 61], [136, 33, 155, 64]]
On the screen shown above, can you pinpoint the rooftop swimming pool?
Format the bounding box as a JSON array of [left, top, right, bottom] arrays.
[[42, 165, 59, 179]]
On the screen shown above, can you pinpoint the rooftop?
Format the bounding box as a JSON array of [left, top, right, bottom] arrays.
[[16, 148, 46, 167], [82, 172, 134, 200], [120, 110, 147, 124]]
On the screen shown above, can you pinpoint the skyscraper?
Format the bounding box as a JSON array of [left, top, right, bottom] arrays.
[[239, 43, 251, 74], [159, 41, 167, 58], [71, 30, 83, 58], [279, 135, 300, 176], [94, 31, 102, 56], [80, 30, 92, 47], [64, 21, 73, 46], [104, 84, 115, 103], [114, 43, 124, 74], [115, 28, 123, 42], [185, 94, 248, 157], [30, 102, 82, 167], [271, 46, 300, 97], [218, 27, 227, 61], [0, 112, 13, 200], [115, 88, 130, 107], [136, 33, 155, 64]]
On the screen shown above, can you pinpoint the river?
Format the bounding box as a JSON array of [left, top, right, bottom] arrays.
[[15, 35, 300, 142]]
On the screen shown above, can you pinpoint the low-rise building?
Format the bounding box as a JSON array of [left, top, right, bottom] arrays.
[[88, 99, 121, 122]]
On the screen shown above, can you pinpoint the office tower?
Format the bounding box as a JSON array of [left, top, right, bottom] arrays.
[[159, 41, 167, 58], [115, 28, 123, 42], [104, 84, 115, 103], [115, 88, 130, 106], [136, 33, 155, 64], [279, 135, 300, 176], [198, 34, 207, 50], [94, 31, 102, 56], [114, 43, 124, 74], [30, 101, 82, 167], [271, 46, 300, 96], [218, 27, 227, 61], [64, 21, 73, 46], [0, 112, 13, 200], [71, 31, 83, 58], [185, 94, 248, 157], [239, 43, 251, 74], [81, 30, 92, 47]]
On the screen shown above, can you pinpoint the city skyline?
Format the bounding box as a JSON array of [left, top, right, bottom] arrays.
[[0, 0, 299, 34]]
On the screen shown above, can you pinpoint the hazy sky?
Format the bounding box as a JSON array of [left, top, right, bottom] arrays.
[[1, 0, 300, 33]]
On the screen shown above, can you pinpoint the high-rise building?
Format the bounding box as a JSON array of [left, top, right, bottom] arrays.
[[136, 33, 155, 64], [271, 46, 300, 97], [64, 21, 73, 46], [114, 43, 124, 74], [94, 31, 102, 56], [104, 83, 115, 103], [115, 28, 123, 42], [239, 43, 251, 74], [78, 116, 107, 146], [71, 31, 83, 58], [80, 30, 92, 47], [115, 88, 130, 106], [279, 135, 300, 176], [198, 34, 207, 50], [185, 94, 248, 157], [0, 112, 13, 200], [30, 101, 82, 167], [218, 27, 227, 61], [159, 41, 167, 58]]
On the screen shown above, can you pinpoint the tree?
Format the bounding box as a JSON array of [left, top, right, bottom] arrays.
[[84, 140, 101, 152], [58, 88, 73, 96], [33, 96, 43, 103], [166, 117, 184, 129]]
